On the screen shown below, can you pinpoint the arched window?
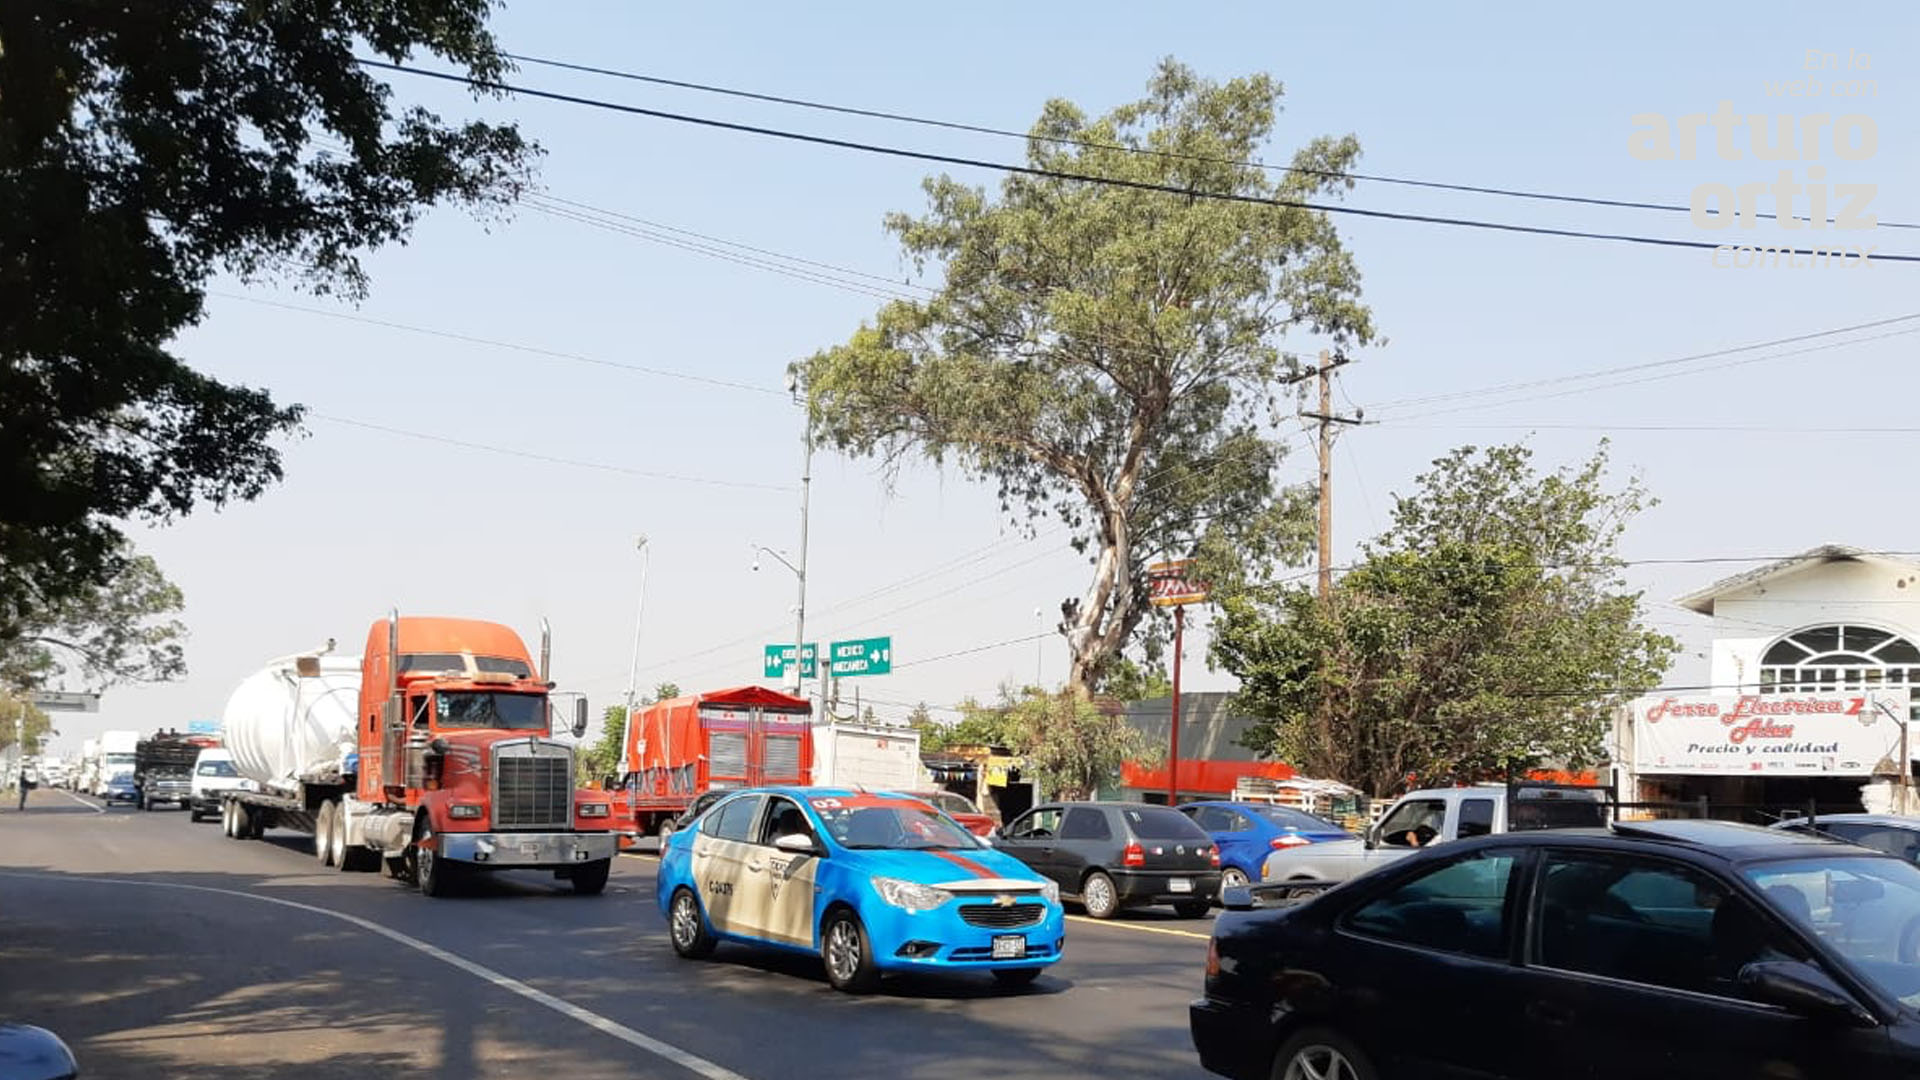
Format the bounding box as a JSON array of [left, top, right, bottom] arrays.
[[1759, 624, 1920, 695]]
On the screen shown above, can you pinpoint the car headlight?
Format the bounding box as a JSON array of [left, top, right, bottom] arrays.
[[449, 804, 484, 820], [577, 803, 610, 818], [871, 875, 953, 914], [1038, 879, 1060, 905]]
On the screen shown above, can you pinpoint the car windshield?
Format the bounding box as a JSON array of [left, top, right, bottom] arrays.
[[434, 691, 547, 730], [1745, 855, 1920, 1009], [1250, 805, 1342, 832], [105, 753, 135, 765], [921, 792, 974, 815], [196, 760, 238, 777], [811, 799, 981, 850]]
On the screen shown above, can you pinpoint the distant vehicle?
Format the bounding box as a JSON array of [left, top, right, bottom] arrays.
[[659, 788, 730, 838], [1178, 801, 1353, 890], [623, 686, 813, 846], [1193, 820, 1920, 1080], [186, 749, 253, 823], [134, 733, 199, 811], [658, 787, 1063, 992], [77, 738, 100, 795], [912, 790, 996, 837], [101, 773, 138, 806], [811, 720, 922, 792], [93, 731, 139, 797], [216, 612, 617, 896], [1773, 813, 1920, 865], [1262, 782, 1609, 885], [993, 801, 1222, 919]]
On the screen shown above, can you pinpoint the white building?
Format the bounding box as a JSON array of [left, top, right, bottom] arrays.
[[1617, 545, 1920, 816]]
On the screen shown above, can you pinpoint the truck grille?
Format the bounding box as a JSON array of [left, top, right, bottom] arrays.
[[492, 740, 572, 830], [957, 902, 1045, 929]]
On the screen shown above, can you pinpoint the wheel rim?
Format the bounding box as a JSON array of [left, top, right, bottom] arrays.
[[416, 829, 435, 886], [329, 808, 347, 866], [671, 894, 700, 949], [1222, 867, 1249, 889], [1085, 876, 1113, 914], [1283, 1044, 1358, 1080], [825, 919, 860, 982]]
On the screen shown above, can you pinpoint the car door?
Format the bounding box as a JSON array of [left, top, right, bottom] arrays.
[[1055, 806, 1116, 892], [740, 794, 823, 947], [1212, 807, 1262, 877], [1510, 849, 1899, 1080], [1328, 848, 1539, 1079], [995, 806, 1063, 885], [690, 793, 763, 936]]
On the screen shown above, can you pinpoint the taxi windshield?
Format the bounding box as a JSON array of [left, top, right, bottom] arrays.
[[1745, 854, 1920, 1009], [813, 800, 981, 851]]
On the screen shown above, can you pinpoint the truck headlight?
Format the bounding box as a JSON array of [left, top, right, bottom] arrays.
[[577, 803, 610, 818], [871, 875, 953, 914], [449, 804, 484, 820], [1038, 879, 1060, 905]]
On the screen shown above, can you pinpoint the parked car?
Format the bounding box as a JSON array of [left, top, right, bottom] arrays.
[[186, 749, 254, 823], [1773, 813, 1920, 864], [1192, 819, 1920, 1080], [1262, 782, 1609, 885], [100, 774, 138, 806], [657, 787, 1063, 992], [1178, 801, 1353, 890], [993, 801, 1221, 919], [912, 790, 997, 837]]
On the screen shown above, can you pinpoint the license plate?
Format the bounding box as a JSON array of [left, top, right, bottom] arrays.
[[519, 842, 542, 855], [991, 935, 1026, 959], [1169, 878, 1193, 893]]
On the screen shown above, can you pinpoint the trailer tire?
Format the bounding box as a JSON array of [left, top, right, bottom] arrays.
[[221, 801, 235, 837], [315, 801, 337, 866], [570, 857, 611, 896]]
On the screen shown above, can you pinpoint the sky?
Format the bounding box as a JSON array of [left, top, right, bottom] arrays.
[[40, 1, 1920, 754]]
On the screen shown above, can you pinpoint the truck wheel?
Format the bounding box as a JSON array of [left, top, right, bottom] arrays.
[[821, 908, 881, 993], [315, 801, 337, 866], [414, 821, 460, 897], [668, 888, 716, 959], [233, 803, 252, 839], [221, 801, 235, 837], [657, 819, 676, 850], [570, 858, 611, 896]]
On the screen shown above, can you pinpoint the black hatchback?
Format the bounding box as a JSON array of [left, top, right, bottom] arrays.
[[993, 801, 1221, 918], [1191, 820, 1920, 1079]]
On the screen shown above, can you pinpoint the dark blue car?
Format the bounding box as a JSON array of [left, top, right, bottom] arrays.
[[1178, 801, 1352, 890]]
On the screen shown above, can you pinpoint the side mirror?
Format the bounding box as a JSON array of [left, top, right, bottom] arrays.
[[571, 698, 589, 740], [0, 1023, 80, 1080], [1738, 961, 1876, 1027], [773, 833, 818, 855], [1363, 824, 1379, 850], [1221, 885, 1255, 911]]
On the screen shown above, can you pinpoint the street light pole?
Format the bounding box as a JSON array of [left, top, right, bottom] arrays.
[[623, 533, 652, 727], [790, 405, 813, 696], [1034, 607, 1045, 688]]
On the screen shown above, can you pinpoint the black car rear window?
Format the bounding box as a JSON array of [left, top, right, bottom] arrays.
[[1124, 807, 1208, 840]]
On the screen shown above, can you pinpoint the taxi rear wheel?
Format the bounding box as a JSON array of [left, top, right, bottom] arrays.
[[669, 888, 716, 959], [821, 909, 880, 993]]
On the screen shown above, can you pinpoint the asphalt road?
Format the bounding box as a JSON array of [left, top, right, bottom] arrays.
[[0, 789, 1218, 1079]]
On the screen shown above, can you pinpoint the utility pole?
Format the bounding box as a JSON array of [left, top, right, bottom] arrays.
[[1294, 350, 1363, 599], [788, 369, 812, 697]]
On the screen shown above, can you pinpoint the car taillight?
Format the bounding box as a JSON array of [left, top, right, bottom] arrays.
[[1205, 937, 1220, 978], [1270, 834, 1313, 849], [1123, 841, 1145, 867], [1209, 845, 1220, 867]]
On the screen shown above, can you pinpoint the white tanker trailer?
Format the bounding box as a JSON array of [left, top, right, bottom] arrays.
[[216, 647, 361, 849]]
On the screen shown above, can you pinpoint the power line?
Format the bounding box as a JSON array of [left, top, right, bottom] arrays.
[[894, 632, 1053, 671], [310, 413, 791, 491], [357, 59, 1920, 263], [213, 292, 782, 395], [501, 51, 1920, 232], [1385, 422, 1920, 435], [1369, 312, 1920, 412]]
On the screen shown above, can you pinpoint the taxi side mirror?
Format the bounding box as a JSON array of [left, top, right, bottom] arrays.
[[773, 833, 818, 855]]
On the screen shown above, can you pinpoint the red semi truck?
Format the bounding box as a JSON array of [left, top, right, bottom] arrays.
[[622, 685, 813, 843]]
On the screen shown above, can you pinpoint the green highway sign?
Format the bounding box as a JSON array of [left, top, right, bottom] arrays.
[[763, 643, 817, 679], [829, 636, 893, 677]]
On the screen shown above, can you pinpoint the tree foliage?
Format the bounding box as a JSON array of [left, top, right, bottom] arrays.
[[0, 541, 186, 692], [0, 0, 538, 645], [1211, 443, 1676, 797], [0, 694, 53, 757], [930, 686, 1155, 800], [799, 60, 1370, 694]]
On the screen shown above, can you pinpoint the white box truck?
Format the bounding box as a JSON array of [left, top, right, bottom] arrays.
[[810, 720, 923, 792]]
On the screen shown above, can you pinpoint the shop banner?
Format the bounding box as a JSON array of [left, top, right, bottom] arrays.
[[1632, 690, 1913, 776]]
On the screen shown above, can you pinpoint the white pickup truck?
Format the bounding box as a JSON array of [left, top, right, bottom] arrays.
[[1261, 782, 1608, 885]]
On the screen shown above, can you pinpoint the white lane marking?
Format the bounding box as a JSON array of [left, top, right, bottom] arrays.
[[1064, 914, 1211, 941], [56, 789, 106, 814], [0, 870, 747, 1080]]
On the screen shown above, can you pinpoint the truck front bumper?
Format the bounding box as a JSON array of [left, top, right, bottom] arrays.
[[439, 831, 618, 868]]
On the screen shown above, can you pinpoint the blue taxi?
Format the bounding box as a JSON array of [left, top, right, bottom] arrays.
[[656, 787, 1065, 992]]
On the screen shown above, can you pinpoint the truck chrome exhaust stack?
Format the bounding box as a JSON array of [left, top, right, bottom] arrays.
[[540, 617, 552, 685], [388, 607, 400, 694]]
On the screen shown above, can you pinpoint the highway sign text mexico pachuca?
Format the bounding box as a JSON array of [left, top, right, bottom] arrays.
[[763, 643, 818, 679], [829, 637, 892, 677]]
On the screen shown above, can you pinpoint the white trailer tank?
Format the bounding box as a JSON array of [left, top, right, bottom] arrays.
[[221, 653, 362, 793]]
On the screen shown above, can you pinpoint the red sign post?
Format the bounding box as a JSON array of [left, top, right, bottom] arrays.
[[1148, 560, 1209, 806]]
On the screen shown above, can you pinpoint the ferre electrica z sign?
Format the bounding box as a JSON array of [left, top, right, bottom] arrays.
[[1632, 690, 1912, 776]]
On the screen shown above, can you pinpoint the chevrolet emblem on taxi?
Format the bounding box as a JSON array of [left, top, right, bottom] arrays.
[[993, 894, 1016, 907]]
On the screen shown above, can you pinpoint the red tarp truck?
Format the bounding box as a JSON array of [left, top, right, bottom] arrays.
[[623, 685, 812, 843]]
